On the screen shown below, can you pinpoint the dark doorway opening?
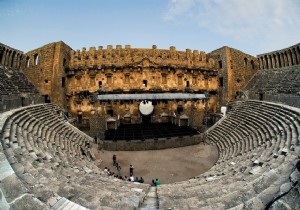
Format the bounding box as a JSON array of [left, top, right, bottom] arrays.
[[186, 81, 190, 88], [107, 109, 113, 116], [21, 97, 25, 106], [78, 114, 83, 124], [177, 106, 183, 114], [143, 80, 147, 87], [44, 95, 51, 103], [259, 93, 264, 101], [219, 77, 223, 87], [142, 114, 151, 124]]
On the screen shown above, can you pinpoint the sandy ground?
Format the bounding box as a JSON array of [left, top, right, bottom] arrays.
[[93, 143, 219, 185]]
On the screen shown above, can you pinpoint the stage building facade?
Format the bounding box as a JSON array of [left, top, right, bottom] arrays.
[[18, 41, 258, 139]]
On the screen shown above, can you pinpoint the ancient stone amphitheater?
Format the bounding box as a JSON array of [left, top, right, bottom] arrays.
[[0, 42, 300, 209]]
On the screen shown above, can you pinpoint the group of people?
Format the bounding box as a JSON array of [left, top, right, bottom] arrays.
[[103, 154, 160, 185], [151, 178, 160, 186], [103, 155, 144, 183]]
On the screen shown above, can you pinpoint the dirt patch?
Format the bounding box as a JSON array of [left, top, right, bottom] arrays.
[[94, 143, 219, 185]]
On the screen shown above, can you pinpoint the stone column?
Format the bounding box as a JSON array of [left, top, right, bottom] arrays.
[[271, 54, 276, 69], [4, 50, 9, 66], [291, 48, 297, 65], [287, 50, 292, 66], [274, 54, 278, 68], [0, 48, 5, 65], [280, 53, 285, 67], [296, 47, 300, 65], [16, 54, 20, 68], [295, 47, 300, 65], [284, 52, 289, 67], [11, 51, 16, 68], [276, 53, 281, 68], [259, 57, 263, 69], [267, 55, 272, 69], [9, 51, 13, 67]]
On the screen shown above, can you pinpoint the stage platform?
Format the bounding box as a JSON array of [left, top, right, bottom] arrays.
[[104, 123, 199, 141]]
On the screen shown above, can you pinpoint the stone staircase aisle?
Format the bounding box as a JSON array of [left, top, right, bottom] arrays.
[[139, 187, 159, 210]]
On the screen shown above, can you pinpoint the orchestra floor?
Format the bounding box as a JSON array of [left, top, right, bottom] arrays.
[[93, 143, 219, 184]]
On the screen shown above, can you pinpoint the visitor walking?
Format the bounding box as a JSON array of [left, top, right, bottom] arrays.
[[113, 154, 117, 166], [117, 164, 122, 176], [129, 164, 134, 176]]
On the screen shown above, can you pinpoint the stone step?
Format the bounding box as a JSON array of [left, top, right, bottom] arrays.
[[51, 197, 88, 210], [140, 187, 158, 210]]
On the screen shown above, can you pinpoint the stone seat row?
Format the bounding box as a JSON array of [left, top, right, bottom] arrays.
[[0, 66, 39, 94], [0, 103, 149, 209], [158, 152, 299, 209], [0, 105, 91, 210], [157, 100, 300, 209], [246, 65, 300, 94], [208, 100, 299, 162], [3, 104, 94, 163]]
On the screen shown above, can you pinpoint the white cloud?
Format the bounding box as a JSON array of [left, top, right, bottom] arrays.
[[163, 0, 300, 54], [163, 0, 196, 21]]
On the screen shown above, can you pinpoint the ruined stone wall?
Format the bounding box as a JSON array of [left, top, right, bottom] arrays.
[[21, 43, 55, 95], [66, 45, 219, 134], [51, 42, 72, 109], [257, 43, 300, 69], [0, 43, 23, 68], [209, 47, 258, 105], [67, 45, 217, 92], [21, 41, 72, 109]]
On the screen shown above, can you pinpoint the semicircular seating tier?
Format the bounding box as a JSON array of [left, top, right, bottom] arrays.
[[0, 104, 149, 210], [157, 100, 300, 209]]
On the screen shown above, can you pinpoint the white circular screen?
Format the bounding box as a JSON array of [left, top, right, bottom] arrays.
[[139, 100, 154, 115]]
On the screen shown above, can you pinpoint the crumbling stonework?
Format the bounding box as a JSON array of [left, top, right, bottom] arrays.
[[66, 45, 219, 135], [0, 43, 23, 69], [20, 41, 72, 110], [257, 43, 300, 69], [209, 47, 258, 105], [18, 42, 258, 136]]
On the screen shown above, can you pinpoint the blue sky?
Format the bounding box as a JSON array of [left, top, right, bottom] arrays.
[[1, 0, 299, 56]]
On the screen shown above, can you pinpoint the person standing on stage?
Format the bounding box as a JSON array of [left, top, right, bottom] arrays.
[[113, 154, 116, 166], [130, 164, 134, 176]]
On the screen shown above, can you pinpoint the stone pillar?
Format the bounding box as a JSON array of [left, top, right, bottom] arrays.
[[276, 53, 281, 68], [287, 50, 292, 66], [280, 53, 285, 67], [11, 51, 16, 68], [291, 48, 297, 65], [259, 57, 263, 69], [295, 47, 300, 65], [274, 54, 278, 68], [4, 50, 9, 66], [0, 48, 5, 65], [271, 54, 276, 69], [9, 51, 13, 67], [16, 54, 20, 68], [267, 55, 272, 69], [284, 52, 289, 67]]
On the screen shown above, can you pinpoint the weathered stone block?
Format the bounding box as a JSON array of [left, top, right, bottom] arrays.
[[9, 194, 49, 210], [0, 174, 28, 203]]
